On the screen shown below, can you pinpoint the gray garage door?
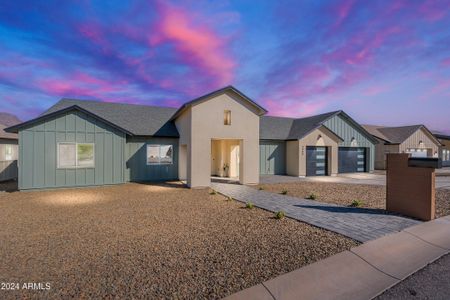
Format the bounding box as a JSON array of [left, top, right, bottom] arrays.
[[306, 146, 328, 176], [338, 147, 366, 173], [260, 141, 286, 175]]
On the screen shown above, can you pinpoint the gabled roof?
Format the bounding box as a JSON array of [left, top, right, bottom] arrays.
[[6, 100, 179, 137], [260, 110, 374, 142], [170, 86, 267, 120], [363, 124, 442, 145]]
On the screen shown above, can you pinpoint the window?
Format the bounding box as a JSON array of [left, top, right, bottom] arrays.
[[224, 110, 231, 125], [443, 149, 450, 162], [57, 143, 95, 168], [147, 145, 173, 165], [5, 145, 13, 161]]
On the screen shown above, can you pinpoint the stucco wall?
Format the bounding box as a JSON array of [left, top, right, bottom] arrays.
[[298, 127, 339, 176], [18, 110, 126, 190], [125, 137, 178, 182], [374, 139, 399, 170], [175, 91, 260, 187], [399, 128, 439, 157], [323, 114, 376, 171]]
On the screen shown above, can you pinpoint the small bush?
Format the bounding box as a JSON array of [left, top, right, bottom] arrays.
[[258, 187, 264, 190], [209, 190, 217, 195], [245, 202, 254, 209], [274, 211, 285, 219], [226, 196, 234, 201], [280, 190, 288, 195], [350, 200, 363, 207], [307, 193, 317, 200]]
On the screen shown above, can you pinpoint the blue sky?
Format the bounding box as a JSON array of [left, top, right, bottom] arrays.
[[0, 0, 449, 133]]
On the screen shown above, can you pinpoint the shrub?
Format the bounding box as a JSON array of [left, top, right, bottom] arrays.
[[209, 190, 217, 195], [307, 193, 317, 200], [274, 211, 285, 219], [350, 200, 363, 207], [258, 187, 264, 190], [245, 202, 254, 209], [226, 196, 234, 201], [280, 190, 288, 195]]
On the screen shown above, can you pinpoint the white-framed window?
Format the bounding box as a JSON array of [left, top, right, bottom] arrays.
[[57, 143, 95, 168], [5, 145, 13, 161], [147, 144, 173, 165], [224, 110, 231, 125]]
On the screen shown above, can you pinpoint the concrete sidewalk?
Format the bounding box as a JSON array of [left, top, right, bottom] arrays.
[[224, 215, 450, 300]]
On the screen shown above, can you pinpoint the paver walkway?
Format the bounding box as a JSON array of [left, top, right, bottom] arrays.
[[212, 183, 421, 242]]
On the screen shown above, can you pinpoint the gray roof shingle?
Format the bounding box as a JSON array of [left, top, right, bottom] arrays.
[[260, 111, 340, 140], [363, 124, 424, 144], [43, 99, 179, 137]]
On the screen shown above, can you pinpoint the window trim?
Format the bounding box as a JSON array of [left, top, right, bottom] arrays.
[[146, 144, 173, 165], [224, 110, 231, 125], [57, 142, 95, 169]]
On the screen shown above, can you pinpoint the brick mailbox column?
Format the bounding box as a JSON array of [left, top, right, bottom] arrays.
[[386, 153, 437, 221]]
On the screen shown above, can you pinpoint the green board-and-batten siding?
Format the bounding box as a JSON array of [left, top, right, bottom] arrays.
[[323, 114, 376, 171], [259, 140, 286, 175], [18, 110, 126, 190], [125, 137, 178, 182]]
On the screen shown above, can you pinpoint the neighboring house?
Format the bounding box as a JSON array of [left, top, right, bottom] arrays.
[[0, 124, 19, 182], [6, 86, 376, 190], [433, 132, 450, 167], [363, 124, 441, 170]]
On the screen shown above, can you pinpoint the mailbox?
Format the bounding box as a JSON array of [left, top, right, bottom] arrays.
[[408, 157, 442, 169]]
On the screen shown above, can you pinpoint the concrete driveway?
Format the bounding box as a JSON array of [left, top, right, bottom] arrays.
[[260, 173, 450, 189]]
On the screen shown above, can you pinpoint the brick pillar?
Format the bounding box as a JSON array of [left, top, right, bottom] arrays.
[[386, 153, 435, 221]]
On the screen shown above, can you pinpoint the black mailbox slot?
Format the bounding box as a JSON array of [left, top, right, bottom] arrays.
[[408, 157, 441, 169]]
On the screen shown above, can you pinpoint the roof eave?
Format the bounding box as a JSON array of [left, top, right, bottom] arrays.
[[5, 105, 134, 136]]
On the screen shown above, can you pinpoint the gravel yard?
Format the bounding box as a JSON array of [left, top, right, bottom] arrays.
[[257, 182, 450, 218], [0, 183, 357, 299]]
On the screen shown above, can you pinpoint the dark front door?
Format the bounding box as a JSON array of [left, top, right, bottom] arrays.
[[338, 147, 366, 173], [306, 146, 328, 176]]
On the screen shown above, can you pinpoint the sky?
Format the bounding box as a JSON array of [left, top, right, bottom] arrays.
[[0, 0, 449, 133]]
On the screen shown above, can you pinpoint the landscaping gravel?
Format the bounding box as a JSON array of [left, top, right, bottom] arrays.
[[257, 182, 450, 218], [0, 182, 357, 299]]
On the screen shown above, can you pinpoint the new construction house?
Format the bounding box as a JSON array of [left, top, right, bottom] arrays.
[[6, 86, 378, 190], [363, 124, 442, 170]]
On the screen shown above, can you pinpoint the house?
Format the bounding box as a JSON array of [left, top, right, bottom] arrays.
[[433, 132, 450, 167], [6, 86, 377, 190], [363, 124, 441, 170], [0, 119, 20, 181]]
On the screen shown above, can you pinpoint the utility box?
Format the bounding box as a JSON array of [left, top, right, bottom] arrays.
[[386, 153, 439, 221]]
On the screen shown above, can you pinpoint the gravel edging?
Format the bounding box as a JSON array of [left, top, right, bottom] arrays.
[[0, 183, 358, 299], [257, 182, 450, 218]]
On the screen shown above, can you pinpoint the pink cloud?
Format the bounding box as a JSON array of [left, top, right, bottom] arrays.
[[362, 85, 391, 96], [419, 0, 448, 21], [150, 1, 236, 86], [441, 57, 450, 67], [264, 98, 327, 117]]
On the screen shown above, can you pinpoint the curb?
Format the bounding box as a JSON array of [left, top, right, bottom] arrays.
[[223, 216, 450, 300]]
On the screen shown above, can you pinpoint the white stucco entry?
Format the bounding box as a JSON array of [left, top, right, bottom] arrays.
[[173, 88, 266, 188]]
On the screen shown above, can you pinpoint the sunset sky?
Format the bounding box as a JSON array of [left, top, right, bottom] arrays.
[[1, 0, 449, 133]]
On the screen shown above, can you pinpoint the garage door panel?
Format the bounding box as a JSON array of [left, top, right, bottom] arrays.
[[306, 146, 328, 176], [339, 147, 367, 173], [259, 141, 286, 175]]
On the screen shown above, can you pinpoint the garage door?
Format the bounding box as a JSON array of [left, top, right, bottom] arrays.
[[338, 147, 366, 173], [407, 148, 428, 158], [306, 146, 328, 176], [260, 141, 286, 175]]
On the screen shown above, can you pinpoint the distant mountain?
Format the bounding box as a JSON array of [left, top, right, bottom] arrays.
[[0, 112, 22, 127]]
